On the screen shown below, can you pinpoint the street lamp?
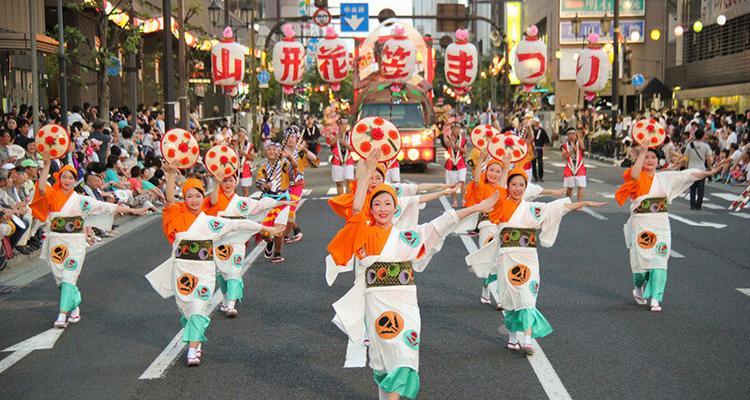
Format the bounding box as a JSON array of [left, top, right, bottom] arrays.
[[208, 0, 222, 26], [571, 13, 581, 37], [600, 13, 611, 37], [674, 25, 684, 37], [717, 14, 727, 26], [239, 1, 253, 25]]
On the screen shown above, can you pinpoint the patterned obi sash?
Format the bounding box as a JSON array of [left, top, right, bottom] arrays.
[[500, 227, 537, 248], [221, 215, 245, 220], [50, 216, 84, 234], [635, 197, 668, 214], [365, 262, 415, 288], [175, 239, 214, 261]]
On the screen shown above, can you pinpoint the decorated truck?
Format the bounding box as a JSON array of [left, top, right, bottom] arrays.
[[352, 20, 436, 171]]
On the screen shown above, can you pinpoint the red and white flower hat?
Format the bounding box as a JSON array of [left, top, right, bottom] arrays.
[[349, 116, 402, 162]]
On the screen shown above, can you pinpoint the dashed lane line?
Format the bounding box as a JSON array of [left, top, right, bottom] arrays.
[[439, 196, 573, 400], [326, 187, 338, 195], [736, 288, 750, 297], [580, 207, 607, 220]]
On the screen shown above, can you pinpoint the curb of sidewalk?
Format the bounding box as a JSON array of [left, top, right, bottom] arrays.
[[0, 213, 160, 294]]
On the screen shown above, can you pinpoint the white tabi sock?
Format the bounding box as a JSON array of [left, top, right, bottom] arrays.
[[508, 331, 520, 344], [227, 300, 236, 309], [481, 286, 490, 299], [523, 335, 533, 346], [70, 307, 80, 318], [378, 387, 389, 400], [187, 347, 197, 359], [650, 298, 660, 308], [56, 313, 67, 322]]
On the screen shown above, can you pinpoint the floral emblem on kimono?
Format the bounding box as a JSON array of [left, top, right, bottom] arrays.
[[195, 285, 211, 300], [399, 230, 420, 248], [530, 280, 539, 297], [529, 205, 542, 222], [231, 254, 243, 267], [208, 219, 225, 233], [64, 258, 79, 271], [402, 329, 420, 350], [80, 199, 92, 213], [237, 200, 250, 215], [655, 242, 669, 257], [394, 205, 402, 218], [395, 186, 403, 197]]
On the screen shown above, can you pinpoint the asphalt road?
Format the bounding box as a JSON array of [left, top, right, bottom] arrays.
[[1, 150, 748, 400]]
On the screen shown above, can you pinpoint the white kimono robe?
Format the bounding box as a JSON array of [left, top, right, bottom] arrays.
[[145, 213, 264, 319], [623, 169, 698, 273], [466, 198, 571, 311], [214, 195, 277, 281], [41, 192, 117, 287], [331, 210, 460, 372]]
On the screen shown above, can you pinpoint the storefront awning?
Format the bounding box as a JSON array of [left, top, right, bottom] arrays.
[[0, 31, 58, 54], [675, 82, 750, 100]]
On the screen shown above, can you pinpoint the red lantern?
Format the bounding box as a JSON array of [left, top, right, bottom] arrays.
[[444, 29, 477, 95], [211, 27, 245, 96], [272, 24, 305, 94], [576, 33, 611, 101], [380, 25, 417, 85], [512, 25, 547, 92], [316, 26, 349, 92]]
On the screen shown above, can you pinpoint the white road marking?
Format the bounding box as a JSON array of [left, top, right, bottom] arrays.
[[1, 328, 64, 375], [711, 192, 749, 208], [668, 214, 727, 229], [580, 207, 608, 220], [550, 162, 596, 169], [319, 161, 329, 167], [438, 196, 572, 400], [302, 189, 312, 196], [588, 178, 604, 183], [700, 203, 724, 210], [326, 187, 338, 195], [598, 192, 616, 199], [736, 288, 750, 297], [140, 201, 308, 380], [670, 249, 685, 258], [730, 212, 750, 219]]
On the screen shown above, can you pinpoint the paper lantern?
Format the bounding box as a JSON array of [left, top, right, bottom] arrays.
[[316, 26, 349, 92], [204, 145, 239, 178], [160, 128, 200, 169], [211, 27, 245, 96], [575, 33, 611, 101], [444, 29, 478, 95], [272, 24, 305, 94], [380, 25, 417, 85], [632, 119, 666, 148], [512, 25, 547, 92], [35, 124, 70, 160], [349, 117, 402, 162]]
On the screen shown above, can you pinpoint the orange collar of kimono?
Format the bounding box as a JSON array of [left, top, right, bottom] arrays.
[[182, 178, 205, 197]]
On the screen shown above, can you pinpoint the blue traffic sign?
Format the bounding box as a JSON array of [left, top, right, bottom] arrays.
[[340, 3, 368, 32], [257, 70, 271, 84], [107, 56, 121, 77]]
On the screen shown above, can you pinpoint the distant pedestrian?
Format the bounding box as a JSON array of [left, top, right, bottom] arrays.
[[684, 129, 713, 210], [561, 128, 587, 201], [531, 117, 550, 182]]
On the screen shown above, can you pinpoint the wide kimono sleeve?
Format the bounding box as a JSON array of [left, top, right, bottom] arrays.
[[536, 198, 572, 248], [394, 195, 425, 228], [80, 195, 119, 231], [392, 182, 418, 197], [658, 169, 701, 202], [198, 214, 265, 243], [248, 197, 277, 215], [412, 209, 460, 272], [524, 182, 545, 201], [325, 212, 370, 286]]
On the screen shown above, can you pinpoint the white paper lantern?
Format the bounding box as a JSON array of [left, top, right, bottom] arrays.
[[575, 33, 611, 101], [316, 26, 350, 91], [380, 25, 417, 84], [211, 27, 245, 96], [444, 28, 478, 94], [512, 25, 547, 92], [272, 24, 305, 94]]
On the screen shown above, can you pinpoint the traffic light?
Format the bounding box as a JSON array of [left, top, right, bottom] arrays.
[[314, 0, 327, 8]]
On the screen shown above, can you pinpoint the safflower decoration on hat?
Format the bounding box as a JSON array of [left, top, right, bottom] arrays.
[[204, 145, 239, 178], [488, 133, 528, 163], [35, 124, 70, 160], [349, 116, 402, 163], [470, 124, 500, 151], [160, 128, 200, 169]]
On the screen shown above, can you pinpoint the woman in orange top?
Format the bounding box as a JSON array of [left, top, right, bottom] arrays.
[[31, 155, 145, 329], [615, 144, 721, 312], [150, 162, 282, 366], [328, 149, 497, 400], [466, 152, 605, 355]]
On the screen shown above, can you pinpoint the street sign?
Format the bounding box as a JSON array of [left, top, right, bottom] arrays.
[[257, 69, 271, 88], [107, 56, 121, 77], [340, 3, 368, 32], [307, 37, 319, 52], [313, 7, 332, 27], [560, 0, 645, 18], [559, 20, 645, 44]]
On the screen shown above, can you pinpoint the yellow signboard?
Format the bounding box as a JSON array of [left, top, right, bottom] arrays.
[[505, 1, 522, 85]]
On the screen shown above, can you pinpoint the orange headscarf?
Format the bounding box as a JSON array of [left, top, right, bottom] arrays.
[[29, 164, 78, 222], [615, 168, 654, 206], [182, 178, 205, 198], [487, 167, 527, 223], [327, 184, 398, 266]]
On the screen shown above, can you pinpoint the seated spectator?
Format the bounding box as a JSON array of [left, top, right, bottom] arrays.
[[127, 166, 160, 211], [0, 170, 29, 254]]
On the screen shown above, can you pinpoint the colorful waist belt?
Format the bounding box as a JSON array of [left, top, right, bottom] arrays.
[[50, 216, 84, 234], [222, 215, 245, 220], [175, 239, 214, 261], [500, 227, 537, 248], [365, 262, 415, 287], [635, 197, 668, 214]]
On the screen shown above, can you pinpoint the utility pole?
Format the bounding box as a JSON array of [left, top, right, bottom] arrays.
[[223, 0, 232, 126], [127, 0, 137, 129], [611, 0, 620, 158], [29, 0, 39, 133], [163, 0, 175, 130], [177, 0, 188, 129], [248, 1, 257, 139], [57, 0, 68, 127], [490, 1, 497, 107]]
